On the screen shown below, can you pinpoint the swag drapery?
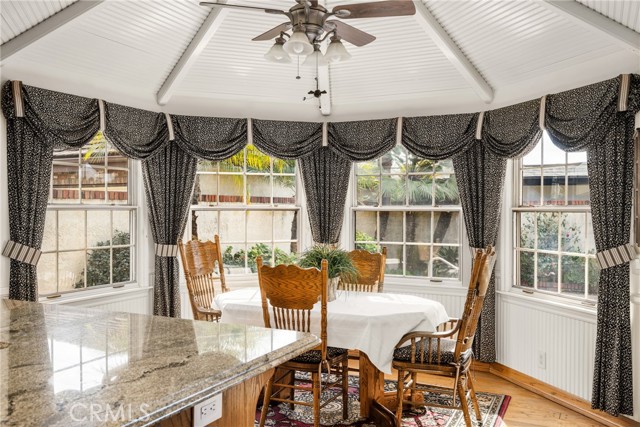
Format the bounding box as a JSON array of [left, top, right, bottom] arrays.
[[2, 74, 638, 416]]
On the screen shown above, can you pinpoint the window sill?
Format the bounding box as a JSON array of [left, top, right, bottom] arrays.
[[498, 288, 597, 322], [39, 283, 152, 305], [383, 277, 465, 295]]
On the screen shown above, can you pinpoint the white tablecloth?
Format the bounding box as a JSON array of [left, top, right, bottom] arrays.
[[214, 288, 449, 374]]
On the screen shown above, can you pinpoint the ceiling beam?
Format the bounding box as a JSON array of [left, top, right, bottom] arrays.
[[156, 3, 228, 106], [540, 0, 640, 54], [0, 0, 105, 63], [318, 64, 332, 116], [412, 0, 493, 103]]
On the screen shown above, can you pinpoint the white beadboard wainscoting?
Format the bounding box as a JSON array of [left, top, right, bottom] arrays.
[[41, 286, 153, 315], [496, 291, 597, 402]]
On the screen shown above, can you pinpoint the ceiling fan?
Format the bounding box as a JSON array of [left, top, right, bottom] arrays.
[[199, 0, 416, 64]]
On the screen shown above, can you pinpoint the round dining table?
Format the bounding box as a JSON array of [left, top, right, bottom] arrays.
[[214, 287, 450, 422]]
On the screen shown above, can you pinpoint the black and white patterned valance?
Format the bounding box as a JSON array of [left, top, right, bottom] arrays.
[[252, 119, 322, 159], [328, 118, 397, 161]]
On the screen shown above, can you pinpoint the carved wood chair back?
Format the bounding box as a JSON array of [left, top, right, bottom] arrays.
[[339, 247, 387, 292], [257, 258, 328, 357], [178, 235, 229, 322]]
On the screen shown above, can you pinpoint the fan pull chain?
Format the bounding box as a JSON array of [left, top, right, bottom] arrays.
[[296, 56, 301, 80]]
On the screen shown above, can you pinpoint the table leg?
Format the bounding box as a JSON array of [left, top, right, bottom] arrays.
[[358, 352, 382, 418]]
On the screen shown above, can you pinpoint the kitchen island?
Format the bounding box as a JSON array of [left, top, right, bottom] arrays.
[[0, 299, 319, 427]]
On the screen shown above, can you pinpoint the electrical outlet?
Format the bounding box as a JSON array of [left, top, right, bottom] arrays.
[[537, 350, 546, 369], [193, 394, 222, 427]]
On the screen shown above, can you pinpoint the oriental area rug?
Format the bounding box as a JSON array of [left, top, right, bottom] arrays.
[[255, 376, 510, 427]]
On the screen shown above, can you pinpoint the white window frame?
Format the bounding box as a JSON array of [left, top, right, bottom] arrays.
[[511, 136, 598, 306], [349, 146, 466, 288], [39, 145, 138, 298], [188, 147, 301, 278]]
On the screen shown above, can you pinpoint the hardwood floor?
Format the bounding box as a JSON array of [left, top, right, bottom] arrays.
[[382, 369, 607, 427]]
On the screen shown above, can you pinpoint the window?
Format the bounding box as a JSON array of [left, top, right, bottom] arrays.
[[190, 145, 299, 274], [514, 133, 598, 301], [353, 146, 462, 281], [38, 133, 136, 295]]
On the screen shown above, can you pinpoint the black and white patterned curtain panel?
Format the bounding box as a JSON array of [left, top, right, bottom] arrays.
[[299, 147, 352, 244], [2, 76, 639, 416], [1, 82, 99, 302], [143, 143, 198, 317], [542, 75, 640, 416]]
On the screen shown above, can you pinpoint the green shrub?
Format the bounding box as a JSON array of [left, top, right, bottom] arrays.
[[75, 230, 130, 288], [298, 244, 358, 280]]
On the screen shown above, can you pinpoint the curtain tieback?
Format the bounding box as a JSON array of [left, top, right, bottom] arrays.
[[2, 240, 42, 265], [470, 246, 484, 256], [155, 243, 179, 257], [596, 243, 638, 269]]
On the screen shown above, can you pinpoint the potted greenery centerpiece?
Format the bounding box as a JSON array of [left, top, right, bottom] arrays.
[[298, 244, 358, 301]]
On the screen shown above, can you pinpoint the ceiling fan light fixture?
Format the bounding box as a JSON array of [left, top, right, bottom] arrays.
[[264, 37, 292, 63], [303, 44, 326, 67], [283, 28, 314, 56], [325, 36, 351, 63]]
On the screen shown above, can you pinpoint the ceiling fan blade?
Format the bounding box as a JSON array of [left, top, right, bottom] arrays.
[[325, 20, 375, 47], [199, 2, 287, 16], [252, 22, 293, 41], [332, 0, 416, 19]]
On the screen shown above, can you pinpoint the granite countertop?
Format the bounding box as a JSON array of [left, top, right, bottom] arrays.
[[0, 299, 319, 427]]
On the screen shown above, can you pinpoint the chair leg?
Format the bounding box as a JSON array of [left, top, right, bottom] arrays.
[[395, 369, 404, 424], [467, 374, 482, 421], [342, 357, 349, 420], [259, 376, 274, 427], [312, 371, 320, 427], [410, 372, 418, 402], [456, 381, 473, 427]]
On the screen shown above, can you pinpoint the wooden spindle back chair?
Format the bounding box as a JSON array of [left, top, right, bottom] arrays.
[[339, 247, 387, 293], [178, 235, 229, 322], [392, 246, 496, 427], [256, 257, 349, 427]]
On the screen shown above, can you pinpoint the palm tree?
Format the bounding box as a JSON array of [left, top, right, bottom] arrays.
[[370, 149, 460, 277], [191, 145, 298, 255]]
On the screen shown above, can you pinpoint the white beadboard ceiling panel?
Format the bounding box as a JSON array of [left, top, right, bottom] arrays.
[[1, 0, 76, 43], [1, 0, 638, 119], [176, 9, 318, 103], [424, 0, 623, 86], [577, 0, 640, 33], [9, 0, 211, 94], [329, 16, 472, 104]]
